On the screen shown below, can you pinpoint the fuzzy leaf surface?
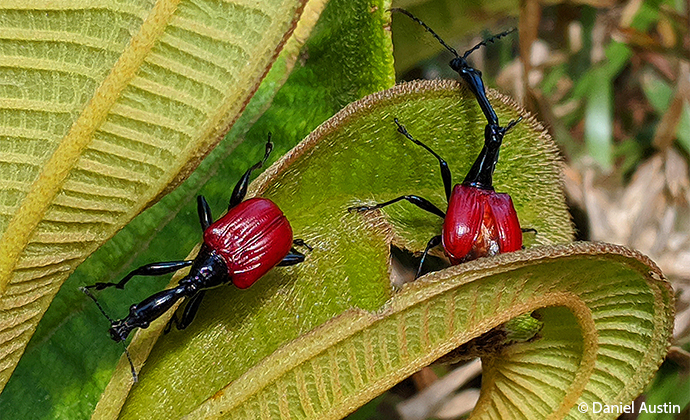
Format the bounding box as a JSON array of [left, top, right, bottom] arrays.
[[97, 80, 648, 420], [107, 81, 672, 419]]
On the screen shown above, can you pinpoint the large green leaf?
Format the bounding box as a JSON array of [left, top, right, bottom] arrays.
[[0, 0, 395, 418], [178, 243, 671, 420], [88, 80, 624, 419], [0, 0, 309, 393]]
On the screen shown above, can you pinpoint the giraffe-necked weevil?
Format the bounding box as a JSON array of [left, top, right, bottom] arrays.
[[349, 118, 524, 277], [82, 135, 310, 381], [352, 11, 527, 276]]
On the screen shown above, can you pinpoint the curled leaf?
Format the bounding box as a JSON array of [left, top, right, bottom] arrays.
[[97, 80, 672, 419], [185, 242, 673, 420], [97, 79, 599, 419]]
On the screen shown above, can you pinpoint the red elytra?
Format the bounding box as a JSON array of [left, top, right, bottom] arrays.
[[443, 184, 521, 264], [204, 197, 293, 289]]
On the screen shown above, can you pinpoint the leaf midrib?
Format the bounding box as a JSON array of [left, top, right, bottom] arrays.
[[0, 0, 181, 294]]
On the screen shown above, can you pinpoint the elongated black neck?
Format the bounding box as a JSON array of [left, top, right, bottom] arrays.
[[462, 124, 505, 190], [451, 58, 499, 127]]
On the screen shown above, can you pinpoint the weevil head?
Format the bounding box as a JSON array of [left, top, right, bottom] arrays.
[[109, 321, 132, 343], [449, 56, 469, 73]]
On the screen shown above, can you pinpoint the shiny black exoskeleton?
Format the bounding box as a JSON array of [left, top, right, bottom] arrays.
[[102, 245, 228, 342], [391, 8, 523, 190]]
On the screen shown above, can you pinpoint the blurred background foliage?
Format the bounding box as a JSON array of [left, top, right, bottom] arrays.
[[348, 0, 690, 418]]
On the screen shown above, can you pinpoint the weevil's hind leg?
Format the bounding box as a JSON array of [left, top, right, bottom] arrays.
[[416, 235, 442, 279], [83, 260, 194, 291], [197, 195, 213, 231], [394, 118, 453, 201], [278, 239, 312, 266], [348, 195, 446, 219], [229, 136, 274, 209], [277, 249, 306, 267], [165, 291, 206, 333], [520, 227, 538, 250]]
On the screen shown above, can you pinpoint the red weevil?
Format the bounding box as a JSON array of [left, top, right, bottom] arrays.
[[82, 136, 310, 381], [349, 118, 527, 277]]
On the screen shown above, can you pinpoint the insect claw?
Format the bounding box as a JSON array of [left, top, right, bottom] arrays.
[[393, 118, 406, 134], [293, 239, 313, 251], [505, 116, 523, 132]]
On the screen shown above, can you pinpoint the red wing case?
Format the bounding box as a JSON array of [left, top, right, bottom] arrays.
[[487, 192, 522, 253], [442, 184, 484, 264], [204, 198, 293, 289], [443, 184, 522, 264]]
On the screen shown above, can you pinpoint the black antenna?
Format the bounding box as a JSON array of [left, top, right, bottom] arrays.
[[391, 8, 459, 57], [391, 8, 518, 127], [81, 287, 139, 382], [462, 27, 517, 58], [391, 8, 516, 60]]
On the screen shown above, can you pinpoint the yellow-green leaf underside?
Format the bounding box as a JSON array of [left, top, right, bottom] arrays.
[[95, 80, 673, 419], [0, 0, 309, 391], [184, 243, 673, 420]]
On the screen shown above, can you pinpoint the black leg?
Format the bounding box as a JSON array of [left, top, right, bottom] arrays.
[[84, 260, 194, 291], [506, 116, 522, 131], [165, 290, 206, 332], [521, 228, 537, 234], [416, 235, 442, 279], [197, 195, 213, 231], [394, 118, 452, 201], [348, 195, 445, 219], [277, 249, 306, 266], [229, 136, 273, 209], [293, 238, 313, 251]]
